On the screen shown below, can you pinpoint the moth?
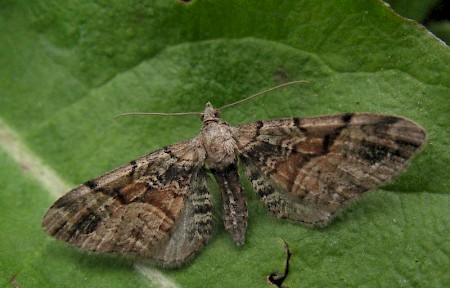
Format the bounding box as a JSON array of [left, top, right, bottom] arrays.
[[42, 81, 426, 267]]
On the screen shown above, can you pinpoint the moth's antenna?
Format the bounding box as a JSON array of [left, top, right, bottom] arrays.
[[114, 80, 309, 119], [114, 111, 202, 119], [218, 80, 309, 110]]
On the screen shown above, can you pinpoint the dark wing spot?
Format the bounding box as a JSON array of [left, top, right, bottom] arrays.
[[342, 113, 354, 124], [84, 180, 97, 189], [322, 134, 331, 154], [253, 121, 264, 140], [250, 141, 284, 163], [77, 213, 102, 234], [358, 140, 399, 164], [381, 116, 400, 125], [294, 117, 308, 133], [129, 160, 138, 177]]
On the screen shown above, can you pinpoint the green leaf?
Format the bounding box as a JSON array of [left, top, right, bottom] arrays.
[[384, 0, 441, 22], [428, 21, 450, 45], [1, 0, 449, 287]]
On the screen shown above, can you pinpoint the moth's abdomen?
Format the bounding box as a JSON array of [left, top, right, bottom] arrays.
[[211, 161, 248, 245]]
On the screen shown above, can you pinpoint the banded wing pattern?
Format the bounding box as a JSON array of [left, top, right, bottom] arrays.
[[42, 140, 213, 267], [42, 99, 427, 268], [234, 113, 426, 226]]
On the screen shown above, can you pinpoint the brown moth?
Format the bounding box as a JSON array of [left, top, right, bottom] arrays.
[[42, 82, 426, 267]]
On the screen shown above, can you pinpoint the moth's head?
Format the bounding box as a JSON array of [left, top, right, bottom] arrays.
[[201, 102, 221, 122]]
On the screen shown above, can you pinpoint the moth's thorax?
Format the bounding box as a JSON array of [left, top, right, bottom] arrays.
[[199, 119, 237, 169]]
